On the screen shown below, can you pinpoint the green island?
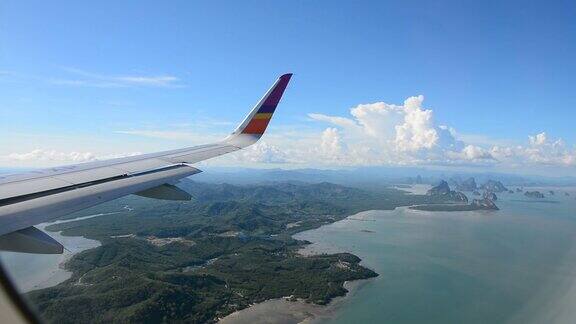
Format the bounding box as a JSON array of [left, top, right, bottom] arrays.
[[27, 181, 456, 323]]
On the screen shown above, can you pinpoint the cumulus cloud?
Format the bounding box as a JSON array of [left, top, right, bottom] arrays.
[[304, 96, 575, 169], [529, 132, 549, 146], [394, 95, 439, 151], [490, 132, 576, 166], [307, 95, 468, 165], [447, 145, 494, 161], [320, 128, 344, 158]]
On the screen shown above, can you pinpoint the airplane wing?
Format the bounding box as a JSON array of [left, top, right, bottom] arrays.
[[0, 73, 292, 254]]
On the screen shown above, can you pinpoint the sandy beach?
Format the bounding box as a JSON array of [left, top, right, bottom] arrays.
[[218, 279, 371, 324]]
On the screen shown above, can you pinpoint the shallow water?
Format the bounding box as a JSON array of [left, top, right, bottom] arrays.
[[295, 187, 576, 324], [0, 213, 117, 292]]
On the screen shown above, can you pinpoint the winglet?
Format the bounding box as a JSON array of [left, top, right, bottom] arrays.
[[230, 73, 292, 139]]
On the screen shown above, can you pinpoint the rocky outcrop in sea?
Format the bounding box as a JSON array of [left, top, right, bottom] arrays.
[[427, 180, 468, 203], [471, 198, 499, 210], [524, 191, 545, 198], [483, 191, 498, 201]]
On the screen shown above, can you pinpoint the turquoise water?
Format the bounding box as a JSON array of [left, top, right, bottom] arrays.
[[296, 188, 576, 324]]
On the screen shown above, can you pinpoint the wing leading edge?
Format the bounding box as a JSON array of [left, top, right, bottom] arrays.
[[0, 73, 292, 253]]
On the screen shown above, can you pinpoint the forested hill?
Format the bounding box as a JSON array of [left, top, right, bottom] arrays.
[[28, 181, 445, 323]]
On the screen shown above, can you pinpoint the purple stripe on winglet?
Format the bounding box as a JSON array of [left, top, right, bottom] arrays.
[[257, 105, 277, 113], [262, 73, 292, 107]]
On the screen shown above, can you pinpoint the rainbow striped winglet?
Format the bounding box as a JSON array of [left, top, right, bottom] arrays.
[[232, 73, 292, 137]]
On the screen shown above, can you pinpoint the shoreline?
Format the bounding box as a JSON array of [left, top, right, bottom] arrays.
[[219, 211, 379, 324], [0, 213, 121, 292], [217, 202, 502, 324], [219, 277, 375, 324]]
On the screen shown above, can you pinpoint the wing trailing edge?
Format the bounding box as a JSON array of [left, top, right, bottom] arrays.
[[134, 183, 193, 201], [0, 226, 63, 254]]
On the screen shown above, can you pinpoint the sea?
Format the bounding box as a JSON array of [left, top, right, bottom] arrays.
[[0, 213, 108, 292], [293, 185, 576, 323]]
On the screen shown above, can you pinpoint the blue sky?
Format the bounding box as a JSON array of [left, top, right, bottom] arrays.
[[1, 1, 575, 175]]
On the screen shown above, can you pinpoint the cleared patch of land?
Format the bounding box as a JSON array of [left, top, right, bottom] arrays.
[[28, 181, 455, 323]]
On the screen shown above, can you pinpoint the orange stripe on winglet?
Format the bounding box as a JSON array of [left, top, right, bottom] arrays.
[[242, 118, 271, 134], [253, 113, 273, 119]]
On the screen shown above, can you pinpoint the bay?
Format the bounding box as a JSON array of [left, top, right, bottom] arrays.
[[294, 186, 576, 323]]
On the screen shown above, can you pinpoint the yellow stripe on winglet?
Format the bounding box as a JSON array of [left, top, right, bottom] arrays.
[[253, 113, 273, 119]]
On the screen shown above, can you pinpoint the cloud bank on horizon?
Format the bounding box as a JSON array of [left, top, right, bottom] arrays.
[[238, 95, 576, 171], [4, 95, 574, 176]]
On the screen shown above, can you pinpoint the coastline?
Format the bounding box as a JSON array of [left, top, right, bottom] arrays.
[[8, 184, 576, 323], [219, 278, 374, 324], [218, 211, 379, 324], [0, 213, 119, 292]]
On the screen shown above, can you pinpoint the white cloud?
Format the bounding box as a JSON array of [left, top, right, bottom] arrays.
[[505, 132, 575, 166], [320, 127, 344, 159], [308, 113, 360, 130], [307, 95, 466, 165], [303, 96, 575, 169], [8, 149, 97, 163], [0, 68, 184, 88], [50, 68, 183, 88], [394, 96, 439, 151], [114, 76, 179, 87], [529, 132, 548, 146], [6, 149, 140, 164], [448, 145, 494, 161], [232, 142, 288, 164], [3, 93, 574, 172]]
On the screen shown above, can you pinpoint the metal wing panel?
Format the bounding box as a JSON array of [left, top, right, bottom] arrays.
[[0, 145, 233, 190], [164, 145, 240, 164], [0, 146, 229, 199], [51, 166, 126, 185], [110, 158, 175, 174], [0, 177, 72, 201], [0, 165, 201, 236]]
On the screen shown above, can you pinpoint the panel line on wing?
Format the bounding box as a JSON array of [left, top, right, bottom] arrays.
[[0, 164, 195, 208]]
